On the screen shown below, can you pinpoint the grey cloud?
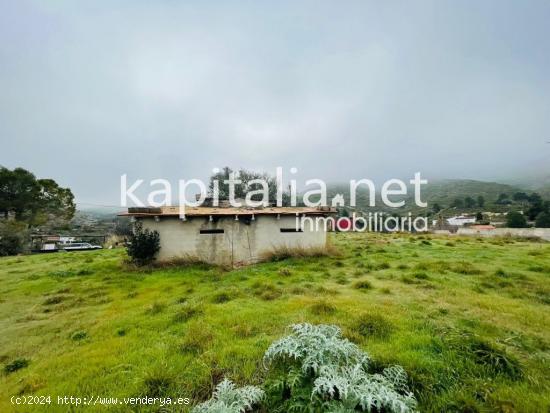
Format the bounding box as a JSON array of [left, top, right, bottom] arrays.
[[1, 0, 549, 204]]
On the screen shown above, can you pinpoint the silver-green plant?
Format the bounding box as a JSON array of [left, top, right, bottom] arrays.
[[192, 379, 264, 413], [263, 323, 417, 413], [194, 324, 417, 413], [313, 364, 417, 412], [263, 323, 368, 374]]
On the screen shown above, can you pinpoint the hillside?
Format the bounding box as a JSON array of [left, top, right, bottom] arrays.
[[72, 179, 547, 219], [76, 205, 124, 219], [534, 183, 550, 200], [1, 233, 548, 411], [325, 179, 532, 214], [406, 179, 523, 211]]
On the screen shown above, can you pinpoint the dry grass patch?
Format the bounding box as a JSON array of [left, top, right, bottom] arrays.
[[309, 300, 337, 315], [260, 244, 339, 262]]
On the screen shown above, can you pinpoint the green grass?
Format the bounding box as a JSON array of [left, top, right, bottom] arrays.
[[0, 233, 549, 412]]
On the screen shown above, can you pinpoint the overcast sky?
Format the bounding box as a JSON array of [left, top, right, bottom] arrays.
[[1, 0, 550, 205]]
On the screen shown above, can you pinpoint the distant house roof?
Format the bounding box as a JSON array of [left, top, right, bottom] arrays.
[[120, 206, 336, 217]]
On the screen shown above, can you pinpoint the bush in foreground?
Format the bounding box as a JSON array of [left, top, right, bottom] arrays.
[[194, 323, 417, 412], [126, 221, 160, 265]]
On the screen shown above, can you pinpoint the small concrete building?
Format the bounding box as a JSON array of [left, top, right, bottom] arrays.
[[122, 206, 335, 266]]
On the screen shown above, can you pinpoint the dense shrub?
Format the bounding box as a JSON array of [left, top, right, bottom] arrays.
[[4, 358, 29, 374], [506, 211, 528, 228], [535, 211, 550, 228], [126, 221, 160, 265], [0, 221, 28, 256]]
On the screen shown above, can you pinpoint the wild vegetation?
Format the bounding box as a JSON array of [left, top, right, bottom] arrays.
[[0, 166, 76, 255], [126, 221, 160, 266], [194, 323, 417, 412], [328, 179, 550, 220], [0, 232, 549, 412]]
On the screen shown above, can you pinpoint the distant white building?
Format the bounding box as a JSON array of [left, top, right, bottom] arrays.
[[446, 215, 476, 226]]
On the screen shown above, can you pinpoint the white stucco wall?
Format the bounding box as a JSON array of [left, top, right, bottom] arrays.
[[456, 227, 550, 241], [446, 217, 476, 226], [139, 215, 328, 265]]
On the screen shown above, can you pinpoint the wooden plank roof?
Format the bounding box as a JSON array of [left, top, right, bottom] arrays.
[[119, 206, 336, 217]]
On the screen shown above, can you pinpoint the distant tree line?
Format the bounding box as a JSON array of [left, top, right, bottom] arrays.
[[448, 195, 486, 209], [505, 193, 550, 228], [432, 190, 550, 228]]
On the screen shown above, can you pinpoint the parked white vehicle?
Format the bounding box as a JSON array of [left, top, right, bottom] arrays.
[[63, 242, 103, 251]]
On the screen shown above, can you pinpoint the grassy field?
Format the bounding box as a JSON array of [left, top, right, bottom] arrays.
[[1, 233, 549, 412]]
